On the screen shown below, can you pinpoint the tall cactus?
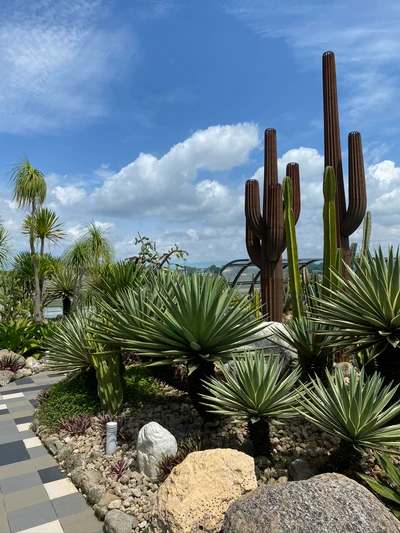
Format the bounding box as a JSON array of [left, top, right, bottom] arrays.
[[323, 51, 367, 269], [245, 129, 300, 321], [283, 176, 303, 319]]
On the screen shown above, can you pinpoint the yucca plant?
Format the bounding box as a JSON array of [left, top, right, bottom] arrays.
[[271, 317, 335, 383], [360, 452, 400, 518], [310, 246, 400, 391], [202, 353, 299, 455], [297, 367, 400, 473], [46, 312, 123, 414], [96, 272, 267, 419]]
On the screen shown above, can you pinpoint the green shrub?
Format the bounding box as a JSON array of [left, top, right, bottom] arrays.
[[123, 365, 158, 402], [0, 319, 55, 359], [36, 372, 101, 432]]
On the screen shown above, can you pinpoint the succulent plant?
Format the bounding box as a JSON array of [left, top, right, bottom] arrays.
[[59, 413, 92, 436]]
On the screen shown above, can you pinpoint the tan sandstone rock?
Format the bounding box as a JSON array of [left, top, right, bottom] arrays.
[[150, 448, 257, 533]]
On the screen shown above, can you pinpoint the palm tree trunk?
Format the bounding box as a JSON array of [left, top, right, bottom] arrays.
[[187, 360, 216, 421], [30, 215, 41, 323], [62, 297, 71, 317]]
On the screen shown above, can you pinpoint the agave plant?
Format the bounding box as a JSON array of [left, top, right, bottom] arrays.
[[96, 272, 267, 419], [46, 312, 123, 414], [202, 353, 299, 456], [310, 246, 400, 390], [360, 452, 400, 518], [271, 317, 335, 383], [297, 367, 400, 473]]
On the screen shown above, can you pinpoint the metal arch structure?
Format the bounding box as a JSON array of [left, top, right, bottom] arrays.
[[219, 258, 322, 294]]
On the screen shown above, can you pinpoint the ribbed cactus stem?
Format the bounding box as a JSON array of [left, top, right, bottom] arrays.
[[361, 211, 372, 256], [323, 167, 337, 293], [283, 176, 304, 319], [91, 353, 123, 415]]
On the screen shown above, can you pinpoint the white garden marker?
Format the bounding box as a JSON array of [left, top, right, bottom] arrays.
[[106, 421, 117, 455]]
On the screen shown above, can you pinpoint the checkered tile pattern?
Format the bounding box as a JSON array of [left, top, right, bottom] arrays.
[[0, 372, 102, 533]]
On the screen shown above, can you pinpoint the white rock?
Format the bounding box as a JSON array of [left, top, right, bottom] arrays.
[[137, 422, 177, 480], [25, 356, 37, 368]]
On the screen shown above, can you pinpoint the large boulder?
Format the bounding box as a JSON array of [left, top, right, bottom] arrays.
[[227, 321, 297, 373], [137, 422, 178, 480], [222, 473, 400, 533], [0, 370, 14, 387], [150, 448, 257, 533]]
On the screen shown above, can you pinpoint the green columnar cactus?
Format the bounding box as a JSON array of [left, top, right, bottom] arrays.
[[283, 176, 304, 319], [361, 211, 372, 256], [323, 52, 367, 268], [245, 129, 301, 322], [323, 167, 338, 293]]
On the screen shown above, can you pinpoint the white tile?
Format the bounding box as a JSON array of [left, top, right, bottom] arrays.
[[0, 404, 7, 410], [44, 478, 78, 499], [17, 422, 31, 432], [1, 392, 24, 400], [23, 436, 42, 449], [16, 519, 64, 533]]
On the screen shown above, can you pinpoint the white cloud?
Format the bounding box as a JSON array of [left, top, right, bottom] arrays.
[[89, 123, 259, 221], [0, 0, 135, 132], [52, 186, 86, 206]]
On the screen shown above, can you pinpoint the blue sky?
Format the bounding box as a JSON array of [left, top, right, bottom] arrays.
[[1, 0, 400, 264]]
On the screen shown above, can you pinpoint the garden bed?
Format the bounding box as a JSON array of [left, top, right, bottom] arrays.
[[32, 367, 388, 533]]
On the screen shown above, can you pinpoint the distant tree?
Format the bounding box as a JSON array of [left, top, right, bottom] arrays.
[[10, 158, 47, 322]]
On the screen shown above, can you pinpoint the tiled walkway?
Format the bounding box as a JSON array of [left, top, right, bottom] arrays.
[[0, 372, 102, 533]]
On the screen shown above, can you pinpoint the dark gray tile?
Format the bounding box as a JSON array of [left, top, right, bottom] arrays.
[[38, 466, 66, 484], [30, 400, 39, 408], [13, 415, 33, 425], [7, 500, 57, 533], [0, 441, 29, 467], [16, 385, 41, 393], [0, 471, 42, 495], [7, 403, 32, 412], [51, 492, 89, 518], [16, 377, 34, 385]]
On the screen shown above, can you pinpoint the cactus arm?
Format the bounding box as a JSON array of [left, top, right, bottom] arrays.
[[283, 176, 304, 319], [341, 132, 367, 237], [323, 167, 337, 293], [245, 180, 267, 238], [361, 211, 372, 256], [286, 163, 301, 224], [245, 222, 262, 267]]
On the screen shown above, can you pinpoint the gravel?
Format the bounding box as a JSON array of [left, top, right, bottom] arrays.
[[34, 377, 396, 533]]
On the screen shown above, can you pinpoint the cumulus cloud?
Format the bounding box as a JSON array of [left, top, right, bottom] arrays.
[[52, 186, 86, 206], [89, 123, 259, 221]]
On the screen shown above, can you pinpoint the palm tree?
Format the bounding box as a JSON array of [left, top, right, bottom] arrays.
[[9, 158, 47, 322], [22, 207, 65, 256], [22, 207, 65, 295], [42, 267, 86, 317], [81, 222, 115, 268], [0, 217, 12, 268]]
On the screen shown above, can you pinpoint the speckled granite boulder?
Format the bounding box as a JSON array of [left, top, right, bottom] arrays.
[[222, 473, 400, 533]]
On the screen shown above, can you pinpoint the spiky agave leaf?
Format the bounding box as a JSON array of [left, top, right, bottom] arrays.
[[297, 367, 400, 453], [201, 352, 299, 423], [95, 272, 268, 372], [310, 246, 400, 358], [360, 452, 400, 518]]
